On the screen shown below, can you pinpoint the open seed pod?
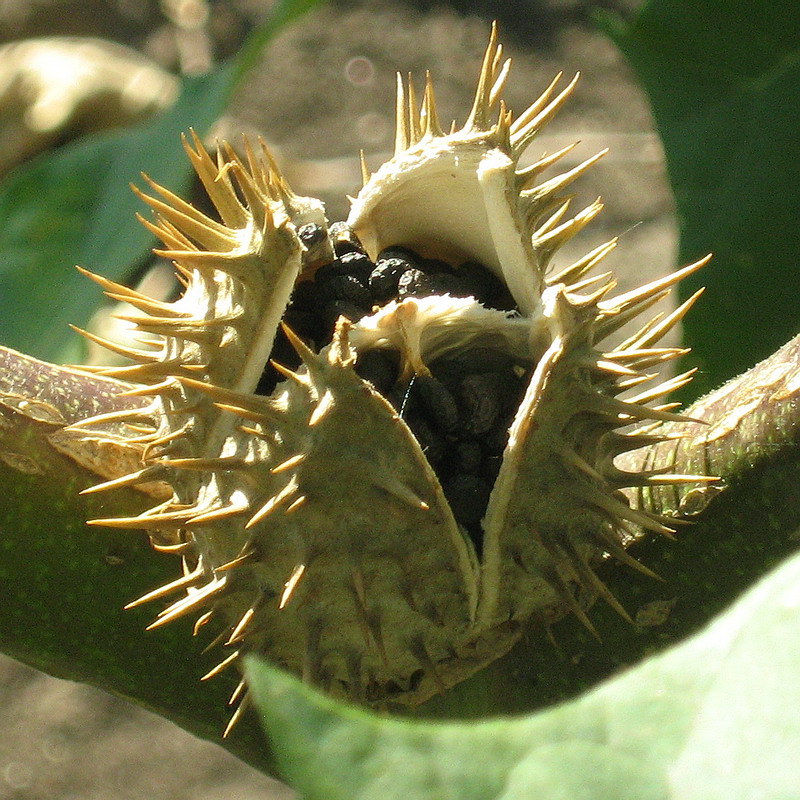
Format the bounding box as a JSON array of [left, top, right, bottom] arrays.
[[71, 24, 714, 732]]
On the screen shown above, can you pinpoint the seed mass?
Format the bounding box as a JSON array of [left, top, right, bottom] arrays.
[[259, 228, 530, 549]]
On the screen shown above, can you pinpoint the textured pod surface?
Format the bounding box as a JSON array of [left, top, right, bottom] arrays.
[[72, 24, 714, 728]]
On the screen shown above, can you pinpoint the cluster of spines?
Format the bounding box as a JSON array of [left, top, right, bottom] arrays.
[[352, 22, 608, 321], [66, 133, 327, 733], [480, 251, 715, 633]]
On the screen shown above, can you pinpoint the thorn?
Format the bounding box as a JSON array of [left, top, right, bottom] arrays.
[[80, 467, 161, 495], [229, 679, 248, 707], [595, 529, 663, 581], [69, 323, 160, 363], [599, 255, 711, 315], [464, 20, 499, 132], [188, 500, 249, 526], [582, 484, 676, 538], [548, 570, 600, 640], [409, 637, 446, 694], [222, 693, 250, 738], [269, 360, 309, 387], [569, 548, 633, 624], [270, 453, 306, 474], [193, 610, 214, 635], [226, 604, 257, 645], [146, 577, 227, 630], [308, 389, 334, 426], [372, 475, 430, 510], [279, 563, 306, 609], [124, 566, 203, 609], [359, 150, 370, 186], [421, 70, 444, 137], [285, 495, 307, 514], [516, 141, 580, 189], [200, 650, 240, 681], [280, 321, 320, 371], [510, 72, 580, 155], [159, 456, 248, 471], [246, 476, 300, 528], [88, 508, 194, 529], [215, 550, 256, 575]]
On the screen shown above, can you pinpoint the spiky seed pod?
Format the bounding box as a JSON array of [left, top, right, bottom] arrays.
[[73, 24, 715, 730]]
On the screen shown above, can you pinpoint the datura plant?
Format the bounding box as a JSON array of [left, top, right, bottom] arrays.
[[63, 25, 716, 733]]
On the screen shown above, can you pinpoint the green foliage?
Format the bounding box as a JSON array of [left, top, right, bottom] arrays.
[[247, 546, 800, 800], [0, 0, 319, 365], [602, 0, 800, 398], [0, 69, 232, 363]]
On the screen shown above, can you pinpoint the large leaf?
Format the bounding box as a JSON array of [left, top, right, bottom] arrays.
[[0, 0, 321, 365], [248, 545, 800, 800], [0, 67, 233, 364], [603, 0, 800, 398]]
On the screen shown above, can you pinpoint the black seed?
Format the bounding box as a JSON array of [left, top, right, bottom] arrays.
[[318, 274, 372, 308], [445, 474, 491, 527], [369, 257, 410, 303], [355, 349, 399, 395], [290, 280, 321, 312], [421, 257, 455, 274], [377, 245, 423, 266], [433, 348, 519, 386], [337, 250, 375, 285], [329, 221, 365, 256], [398, 269, 467, 299], [485, 417, 511, 454], [459, 373, 502, 435], [298, 223, 327, 249], [407, 415, 446, 465], [453, 439, 483, 474], [410, 374, 459, 433], [456, 260, 508, 306]]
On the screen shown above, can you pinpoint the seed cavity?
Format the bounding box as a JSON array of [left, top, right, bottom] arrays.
[[257, 227, 531, 548]]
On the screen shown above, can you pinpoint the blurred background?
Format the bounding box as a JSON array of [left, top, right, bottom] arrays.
[[0, 0, 674, 797]]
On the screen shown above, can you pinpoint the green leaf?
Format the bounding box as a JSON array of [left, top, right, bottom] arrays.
[[602, 1, 800, 398], [0, 66, 233, 364], [0, 0, 322, 365], [247, 548, 800, 800]]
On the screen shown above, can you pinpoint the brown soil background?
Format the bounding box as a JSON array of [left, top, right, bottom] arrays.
[[0, 1, 675, 798]]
